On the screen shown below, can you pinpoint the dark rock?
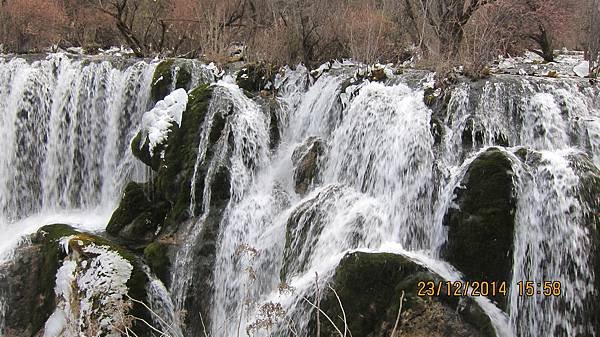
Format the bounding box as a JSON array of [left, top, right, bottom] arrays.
[[158, 84, 214, 231], [0, 242, 46, 337], [442, 148, 516, 310], [424, 87, 436, 107], [236, 63, 276, 93], [292, 137, 324, 195], [106, 181, 170, 244], [461, 119, 485, 149], [310, 252, 496, 337], [0, 224, 151, 337], [144, 242, 171, 285], [151, 59, 192, 103], [430, 117, 444, 145], [131, 131, 166, 171], [568, 154, 600, 334]]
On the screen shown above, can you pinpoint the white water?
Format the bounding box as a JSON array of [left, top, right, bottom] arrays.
[[0, 54, 157, 335], [198, 69, 600, 337], [172, 76, 271, 319], [1, 54, 599, 337], [510, 150, 594, 337]]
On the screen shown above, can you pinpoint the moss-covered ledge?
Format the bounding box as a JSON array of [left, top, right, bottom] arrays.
[[310, 252, 496, 337]]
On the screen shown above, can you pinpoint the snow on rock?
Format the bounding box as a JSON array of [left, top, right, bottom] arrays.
[[44, 241, 134, 337], [141, 88, 189, 155], [573, 61, 590, 78]]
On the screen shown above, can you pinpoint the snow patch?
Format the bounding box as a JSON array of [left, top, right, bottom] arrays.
[[140, 88, 188, 155], [44, 242, 134, 337], [573, 61, 589, 78]]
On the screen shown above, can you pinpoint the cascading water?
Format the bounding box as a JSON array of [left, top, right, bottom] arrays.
[[509, 150, 594, 337], [200, 67, 599, 337], [1, 52, 599, 337], [0, 54, 157, 334], [171, 77, 271, 324]]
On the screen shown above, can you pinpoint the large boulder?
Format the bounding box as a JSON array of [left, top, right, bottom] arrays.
[[442, 148, 516, 309], [292, 137, 324, 195], [0, 224, 151, 337], [106, 181, 170, 244], [311, 252, 497, 337], [0, 242, 46, 336]]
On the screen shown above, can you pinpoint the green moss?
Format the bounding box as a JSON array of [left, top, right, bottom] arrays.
[[442, 148, 515, 309], [158, 85, 213, 231], [35, 224, 151, 336], [424, 88, 436, 107], [107, 182, 152, 235], [312, 252, 496, 337], [151, 59, 192, 103], [131, 131, 164, 171], [31, 224, 79, 333], [144, 242, 171, 284]]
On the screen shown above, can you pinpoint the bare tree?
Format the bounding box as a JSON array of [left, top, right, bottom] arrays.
[[584, 0, 600, 76], [404, 0, 496, 58]]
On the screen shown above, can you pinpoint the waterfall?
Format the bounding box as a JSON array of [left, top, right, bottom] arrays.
[[201, 68, 599, 337], [510, 150, 594, 337], [171, 77, 271, 321], [0, 54, 156, 334], [1, 53, 599, 337], [0, 55, 154, 230]]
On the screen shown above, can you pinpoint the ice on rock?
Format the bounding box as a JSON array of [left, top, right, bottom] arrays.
[[141, 88, 188, 155], [43, 242, 134, 337]]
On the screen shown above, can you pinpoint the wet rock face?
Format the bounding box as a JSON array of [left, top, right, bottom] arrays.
[[106, 181, 169, 244], [236, 63, 276, 93], [312, 252, 496, 337], [0, 243, 44, 337], [442, 148, 516, 309], [292, 137, 324, 195], [569, 154, 600, 333]]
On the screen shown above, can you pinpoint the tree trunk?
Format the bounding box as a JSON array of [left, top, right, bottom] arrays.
[[530, 26, 554, 63]]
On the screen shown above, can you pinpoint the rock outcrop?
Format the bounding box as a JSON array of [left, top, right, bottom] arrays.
[[442, 148, 516, 309], [0, 224, 151, 337], [292, 137, 324, 195], [311, 252, 496, 337]]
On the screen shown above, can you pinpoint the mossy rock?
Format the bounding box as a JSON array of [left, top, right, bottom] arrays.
[[5, 224, 152, 336], [106, 181, 170, 243], [424, 87, 436, 107], [144, 242, 171, 284], [281, 185, 341, 281], [131, 131, 166, 171], [442, 148, 516, 310], [0, 224, 78, 336], [236, 63, 276, 92], [157, 84, 214, 232], [151, 59, 192, 103], [310, 252, 496, 337]]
